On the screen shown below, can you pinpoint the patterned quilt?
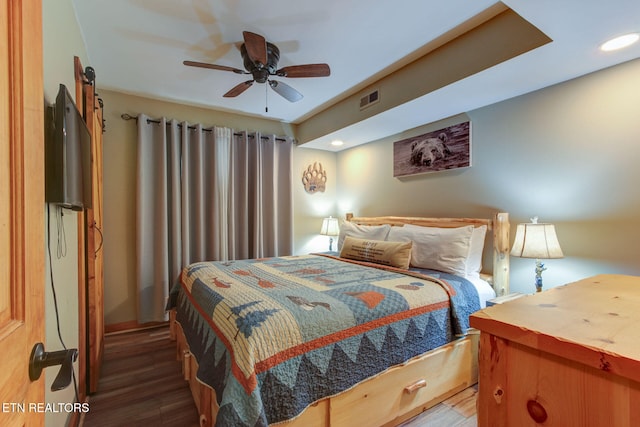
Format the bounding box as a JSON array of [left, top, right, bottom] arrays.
[[168, 254, 480, 426]]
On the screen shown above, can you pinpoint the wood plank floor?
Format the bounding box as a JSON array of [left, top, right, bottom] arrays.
[[81, 326, 477, 427], [400, 385, 478, 427], [81, 326, 199, 426]]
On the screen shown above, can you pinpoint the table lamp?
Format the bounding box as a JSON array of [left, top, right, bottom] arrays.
[[510, 216, 564, 293], [320, 216, 340, 251]]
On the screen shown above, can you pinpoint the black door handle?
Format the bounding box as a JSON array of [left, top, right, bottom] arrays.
[[29, 342, 78, 391]]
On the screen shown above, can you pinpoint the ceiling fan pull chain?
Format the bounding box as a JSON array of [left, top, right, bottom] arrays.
[[265, 83, 269, 113]]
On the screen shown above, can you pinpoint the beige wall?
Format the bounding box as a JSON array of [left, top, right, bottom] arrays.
[[42, 0, 89, 425], [291, 148, 338, 253], [335, 58, 640, 294], [100, 90, 336, 325], [102, 58, 640, 323]]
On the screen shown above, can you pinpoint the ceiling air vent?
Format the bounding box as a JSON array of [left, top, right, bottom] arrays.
[[359, 89, 379, 110]]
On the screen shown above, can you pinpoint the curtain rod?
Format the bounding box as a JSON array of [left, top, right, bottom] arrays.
[[120, 113, 287, 142]]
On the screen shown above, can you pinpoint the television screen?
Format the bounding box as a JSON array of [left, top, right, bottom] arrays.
[[45, 84, 92, 211]]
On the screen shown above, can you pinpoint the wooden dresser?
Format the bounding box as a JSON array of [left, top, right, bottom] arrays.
[[470, 274, 640, 427]]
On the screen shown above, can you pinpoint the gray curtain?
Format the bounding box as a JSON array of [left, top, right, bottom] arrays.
[[135, 115, 293, 322]]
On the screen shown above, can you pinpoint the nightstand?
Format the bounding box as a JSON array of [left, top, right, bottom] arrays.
[[485, 292, 525, 307], [470, 275, 640, 427]]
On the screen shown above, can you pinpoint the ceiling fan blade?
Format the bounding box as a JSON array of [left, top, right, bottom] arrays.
[[242, 31, 268, 67], [276, 63, 330, 78], [183, 60, 245, 74], [269, 80, 303, 102], [224, 80, 254, 97]]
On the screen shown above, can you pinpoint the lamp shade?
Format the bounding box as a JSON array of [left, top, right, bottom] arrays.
[[511, 222, 563, 259], [320, 216, 340, 237]]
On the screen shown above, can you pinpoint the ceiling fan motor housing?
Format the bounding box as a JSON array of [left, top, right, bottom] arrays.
[[241, 42, 280, 83]]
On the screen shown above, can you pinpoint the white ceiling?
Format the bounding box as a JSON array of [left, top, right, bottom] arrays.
[[73, 0, 640, 151]]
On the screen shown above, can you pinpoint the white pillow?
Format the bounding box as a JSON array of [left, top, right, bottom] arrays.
[[467, 225, 487, 278], [387, 224, 474, 276], [337, 222, 391, 251]]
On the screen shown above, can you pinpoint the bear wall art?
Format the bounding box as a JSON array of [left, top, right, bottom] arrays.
[[393, 121, 470, 177]]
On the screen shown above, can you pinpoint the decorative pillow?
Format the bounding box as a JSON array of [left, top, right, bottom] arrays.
[[387, 224, 474, 276], [339, 237, 412, 269], [467, 225, 487, 278], [337, 221, 391, 251]]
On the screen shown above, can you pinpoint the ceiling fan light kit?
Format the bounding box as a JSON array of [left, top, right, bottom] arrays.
[[184, 31, 330, 104]]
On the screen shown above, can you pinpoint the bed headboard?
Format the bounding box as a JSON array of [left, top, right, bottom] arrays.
[[345, 212, 510, 296]]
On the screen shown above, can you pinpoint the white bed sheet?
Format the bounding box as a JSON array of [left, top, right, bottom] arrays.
[[466, 276, 496, 308]]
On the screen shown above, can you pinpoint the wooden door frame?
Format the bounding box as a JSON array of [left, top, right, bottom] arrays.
[[0, 0, 45, 425]]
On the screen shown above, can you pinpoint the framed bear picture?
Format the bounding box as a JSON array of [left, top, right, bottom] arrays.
[[393, 121, 471, 177]]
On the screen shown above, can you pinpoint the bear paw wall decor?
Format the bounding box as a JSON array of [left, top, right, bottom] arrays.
[[302, 162, 327, 194]]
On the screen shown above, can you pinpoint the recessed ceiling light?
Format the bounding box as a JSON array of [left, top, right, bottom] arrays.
[[330, 140, 344, 147], [600, 33, 639, 52]]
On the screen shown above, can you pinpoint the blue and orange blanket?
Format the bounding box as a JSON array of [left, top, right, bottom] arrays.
[[168, 254, 480, 426]]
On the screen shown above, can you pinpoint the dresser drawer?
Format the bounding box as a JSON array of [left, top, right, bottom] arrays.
[[331, 335, 477, 426]]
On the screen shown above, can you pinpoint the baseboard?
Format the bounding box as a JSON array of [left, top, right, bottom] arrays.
[[104, 320, 168, 335]]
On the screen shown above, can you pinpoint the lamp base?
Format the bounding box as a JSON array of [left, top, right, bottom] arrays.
[[534, 258, 546, 293], [328, 237, 334, 252]]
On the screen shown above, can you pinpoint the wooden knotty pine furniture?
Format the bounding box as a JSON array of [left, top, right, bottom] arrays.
[[471, 274, 640, 427], [169, 212, 510, 427]]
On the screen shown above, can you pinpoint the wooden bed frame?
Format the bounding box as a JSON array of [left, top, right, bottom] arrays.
[[169, 212, 510, 426]]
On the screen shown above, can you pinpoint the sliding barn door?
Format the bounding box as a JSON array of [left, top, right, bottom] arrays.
[[0, 0, 45, 425], [74, 57, 105, 395]]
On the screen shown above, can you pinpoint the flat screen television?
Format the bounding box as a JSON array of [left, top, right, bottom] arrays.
[[45, 84, 92, 211]]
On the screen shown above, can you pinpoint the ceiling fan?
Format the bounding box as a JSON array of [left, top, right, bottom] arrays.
[[184, 31, 330, 103]]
